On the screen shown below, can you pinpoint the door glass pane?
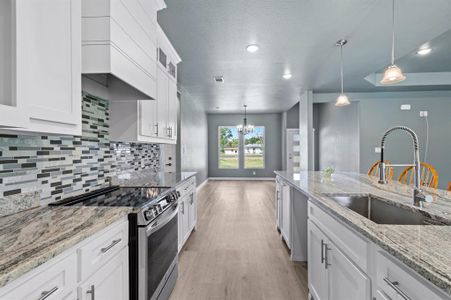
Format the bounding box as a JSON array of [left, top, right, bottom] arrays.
[[218, 126, 239, 169], [244, 126, 265, 169]]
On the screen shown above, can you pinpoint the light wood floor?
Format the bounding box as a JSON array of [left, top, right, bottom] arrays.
[[169, 180, 309, 300]]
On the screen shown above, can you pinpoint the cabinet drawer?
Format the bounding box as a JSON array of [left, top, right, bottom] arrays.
[[78, 220, 128, 281], [308, 201, 369, 272], [177, 177, 196, 198], [0, 253, 77, 300], [375, 250, 447, 300]]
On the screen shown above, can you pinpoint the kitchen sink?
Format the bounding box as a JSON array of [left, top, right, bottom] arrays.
[[324, 194, 449, 226]]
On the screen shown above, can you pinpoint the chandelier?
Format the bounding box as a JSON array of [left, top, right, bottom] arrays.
[[237, 105, 254, 135]]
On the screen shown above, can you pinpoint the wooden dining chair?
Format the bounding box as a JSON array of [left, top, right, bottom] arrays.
[[447, 182, 451, 191], [368, 160, 394, 180], [398, 162, 439, 189]]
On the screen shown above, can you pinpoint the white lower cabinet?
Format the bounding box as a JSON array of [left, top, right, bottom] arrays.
[[177, 178, 197, 251], [0, 218, 129, 300], [308, 200, 449, 300], [78, 247, 129, 300], [280, 181, 291, 248], [308, 220, 370, 300], [0, 252, 77, 300]]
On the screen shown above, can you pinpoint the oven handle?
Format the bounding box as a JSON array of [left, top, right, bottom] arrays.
[[146, 204, 178, 236]]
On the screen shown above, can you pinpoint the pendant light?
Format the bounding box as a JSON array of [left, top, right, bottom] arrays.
[[380, 0, 406, 85], [237, 105, 254, 135], [335, 39, 350, 107]]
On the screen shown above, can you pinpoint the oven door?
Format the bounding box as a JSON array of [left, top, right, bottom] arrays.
[[138, 203, 178, 300]]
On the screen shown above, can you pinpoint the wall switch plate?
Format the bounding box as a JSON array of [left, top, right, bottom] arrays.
[[375, 147, 382, 153], [400, 104, 411, 110], [420, 111, 428, 117]]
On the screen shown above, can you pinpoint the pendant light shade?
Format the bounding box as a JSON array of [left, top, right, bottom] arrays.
[[380, 64, 406, 84], [380, 0, 406, 85], [335, 94, 351, 107], [335, 39, 350, 107]]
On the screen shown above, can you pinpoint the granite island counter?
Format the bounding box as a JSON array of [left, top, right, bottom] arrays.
[[274, 170, 451, 299]]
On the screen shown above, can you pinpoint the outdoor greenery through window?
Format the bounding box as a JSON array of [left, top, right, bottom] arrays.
[[244, 126, 265, 169], [218, 126, 239, 169]]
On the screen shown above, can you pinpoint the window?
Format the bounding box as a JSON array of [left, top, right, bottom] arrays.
[[218, 126, 239, 169], [244, 126, 265, 169]]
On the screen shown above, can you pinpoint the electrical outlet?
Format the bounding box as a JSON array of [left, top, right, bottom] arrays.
[[400, 104, 411, 111], [420, 111, 428, 117]]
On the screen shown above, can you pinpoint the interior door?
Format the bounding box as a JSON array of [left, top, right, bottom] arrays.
[[286, 129, 301, 172], [308, 220, 329, 300], [327, 241, 370, 300]]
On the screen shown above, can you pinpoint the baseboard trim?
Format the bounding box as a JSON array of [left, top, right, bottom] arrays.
[[208, 177, 275, 181], [196, 178, 209, 193]]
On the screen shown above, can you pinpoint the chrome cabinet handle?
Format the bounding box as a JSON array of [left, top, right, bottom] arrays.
[[101, 239, 121, 254], [154, 124, 159, 135], [383, 277, 411, 300], [38, 286, 58, 300], [321, 240, 325, 264], [323, 242, 331, 269], [86, 285, 95, 300], [181, 202, 184, 214]]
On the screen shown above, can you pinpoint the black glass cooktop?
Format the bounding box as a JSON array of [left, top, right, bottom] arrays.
[[48, 186, 170, 208]]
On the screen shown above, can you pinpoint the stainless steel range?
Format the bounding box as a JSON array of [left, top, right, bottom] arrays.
[[49, 185, 181, 300]]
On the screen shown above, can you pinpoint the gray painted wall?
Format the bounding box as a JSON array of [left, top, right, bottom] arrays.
[[208, 113, 282, 178], [180, 90, 209, 185], [286, 102, 300, 129], [315, 102, 360, 172], [314, 91, 451, 189]]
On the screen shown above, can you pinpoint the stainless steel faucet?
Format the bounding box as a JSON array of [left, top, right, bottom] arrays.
[[378, 126, 431, 208]]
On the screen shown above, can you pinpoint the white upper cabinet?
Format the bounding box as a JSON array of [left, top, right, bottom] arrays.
[[0, 0, 82, 135], [81, 0, 159, 99]]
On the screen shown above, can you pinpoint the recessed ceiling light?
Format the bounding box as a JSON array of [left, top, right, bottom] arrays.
[[246, 44, 259, 53], [283, 73, 292, 80], [417, 48, 432, 56]]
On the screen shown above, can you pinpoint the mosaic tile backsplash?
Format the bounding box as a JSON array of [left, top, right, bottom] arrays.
[[0, 93, 160, 202]]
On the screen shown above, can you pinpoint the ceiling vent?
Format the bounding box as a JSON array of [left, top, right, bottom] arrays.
[[214, 75, 224, 83]]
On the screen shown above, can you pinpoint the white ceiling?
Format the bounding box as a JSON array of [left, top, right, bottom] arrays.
[[158, 0, 451, 113]]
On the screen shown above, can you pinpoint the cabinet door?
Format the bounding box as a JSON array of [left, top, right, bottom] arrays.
[[178, 199, 187, 251], [139, 100, 158, 137], [327, 242, 370, 300], [167, 78, 178, 140], [187, 192, 197, 231], [16, 0, 82, 135], [156, 66, 169, 138], [78, 247, 129, 300], [308, 220, 329, 300], [275, 181, 282, 228], [281, 183, 291, 247]]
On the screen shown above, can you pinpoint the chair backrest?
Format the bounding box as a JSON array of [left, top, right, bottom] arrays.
[[368, 160, 393, 180], [447, 182, 451, 192], [398, 162, 439, 189]]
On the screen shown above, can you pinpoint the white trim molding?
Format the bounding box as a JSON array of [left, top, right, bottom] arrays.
[[196, 178, 209, 193]]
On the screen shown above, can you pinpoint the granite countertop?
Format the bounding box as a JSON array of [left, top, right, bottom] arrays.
[[275, 170, 451, 296], [110, 170, 197, 188], [0, 205, 132, 288]]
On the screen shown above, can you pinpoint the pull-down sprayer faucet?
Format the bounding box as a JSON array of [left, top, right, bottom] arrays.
[[378, 126, 431, 208]]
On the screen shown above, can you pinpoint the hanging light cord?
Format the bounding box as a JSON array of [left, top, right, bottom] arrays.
[[391, 0, 395, 65], [340, 44, 344, 94]]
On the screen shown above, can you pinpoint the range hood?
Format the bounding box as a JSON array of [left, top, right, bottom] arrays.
[[81, 0, 161, 101]]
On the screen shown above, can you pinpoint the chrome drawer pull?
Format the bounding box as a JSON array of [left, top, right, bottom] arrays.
[[321, 239, 325, 264], [38, 286, 58, 300], [383, 277, 411, 300], [101, 239, 122, 253], [86, 284, 95, 300]]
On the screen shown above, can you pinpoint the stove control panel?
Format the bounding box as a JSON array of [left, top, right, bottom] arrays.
[[143, 190, 180, 222]]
